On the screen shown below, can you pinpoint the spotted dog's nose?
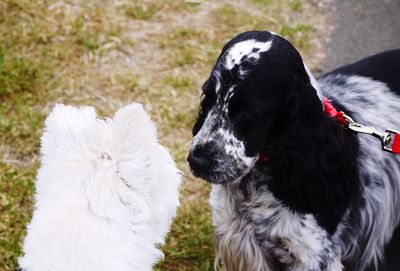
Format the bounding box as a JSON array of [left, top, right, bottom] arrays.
[[187, 145, 212, 172]]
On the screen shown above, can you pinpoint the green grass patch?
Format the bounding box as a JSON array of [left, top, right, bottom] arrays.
[[164, 74, 193, 90], [160, 28, 215, 68], [125, 3, 158, 20], [213, 4, 269, 30], [160, 28, 208, 48], [0, 54, 48, 99], [0, 163, 36, 271], [0, 96, 46, 154], [77, 35, 100, 52], [211, 4, 279, 40], [288, 0, 303, 11], [280, 23, 313, 49]]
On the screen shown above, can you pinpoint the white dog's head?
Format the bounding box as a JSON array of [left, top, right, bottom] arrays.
[[40, 103, 180, 223], [20, 103, 181, 271]]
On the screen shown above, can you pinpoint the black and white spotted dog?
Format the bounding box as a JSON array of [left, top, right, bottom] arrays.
[[187, 31, 400, 270]]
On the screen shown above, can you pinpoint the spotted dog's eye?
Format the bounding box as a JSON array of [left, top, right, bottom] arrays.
[[234, 111, 254, 135], [228, 92, 258, 142], [227, 91, 242, 119], [193, 78, 217, 135]]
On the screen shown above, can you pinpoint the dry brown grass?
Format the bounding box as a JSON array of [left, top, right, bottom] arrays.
[[0, 0, 331, 270]]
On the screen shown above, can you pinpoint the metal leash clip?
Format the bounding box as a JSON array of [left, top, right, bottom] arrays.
[[341, 112, 399, 153], [381, 129, 400, 153]]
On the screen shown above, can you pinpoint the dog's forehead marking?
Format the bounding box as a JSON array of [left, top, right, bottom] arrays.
[[224, 39, 273, 70]]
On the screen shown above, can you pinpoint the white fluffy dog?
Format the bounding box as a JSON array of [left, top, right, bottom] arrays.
[[19, 103, 181, 271]]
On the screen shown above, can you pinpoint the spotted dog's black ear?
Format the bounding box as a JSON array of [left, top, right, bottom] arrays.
[[263, 64, 324, 143], [266, 74, 360, 234]]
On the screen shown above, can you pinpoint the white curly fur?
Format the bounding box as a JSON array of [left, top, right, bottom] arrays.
[[19, 103, 181, 271]]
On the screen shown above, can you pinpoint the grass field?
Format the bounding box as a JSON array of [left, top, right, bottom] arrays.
[[0, 0, 329, 270]]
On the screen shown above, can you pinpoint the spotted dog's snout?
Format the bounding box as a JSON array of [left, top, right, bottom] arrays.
[[187, 147, 208, 172], [187, 143, 217, 175]]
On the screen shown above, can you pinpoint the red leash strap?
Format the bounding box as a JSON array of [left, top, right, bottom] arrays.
[[323, 96, 400, 154]]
